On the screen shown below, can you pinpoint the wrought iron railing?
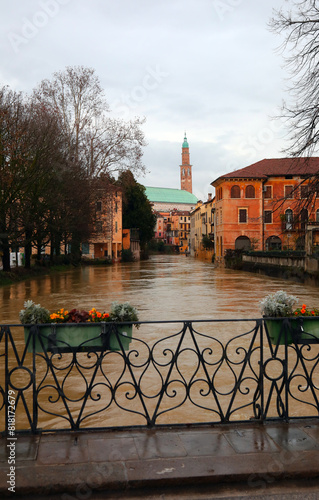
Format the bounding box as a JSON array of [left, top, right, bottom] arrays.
[[1, 319, 319, 435]]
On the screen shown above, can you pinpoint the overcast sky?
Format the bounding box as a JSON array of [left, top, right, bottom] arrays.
[[0, 0, 291, 201]]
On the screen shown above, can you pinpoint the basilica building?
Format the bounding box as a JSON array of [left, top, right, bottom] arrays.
[[145, 134, 198, 253], [144, 134, 198, 212]]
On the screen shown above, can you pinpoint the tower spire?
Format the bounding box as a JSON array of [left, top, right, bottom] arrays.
[[180, 133, 192, 194]]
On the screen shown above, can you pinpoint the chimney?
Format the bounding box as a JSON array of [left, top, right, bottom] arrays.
[[208, 193, 212, 201]]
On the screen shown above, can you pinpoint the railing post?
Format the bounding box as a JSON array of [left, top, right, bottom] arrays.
[[32, 327, 38, 433], [4, 326, 9, 436], [258, 319, 264, 421]]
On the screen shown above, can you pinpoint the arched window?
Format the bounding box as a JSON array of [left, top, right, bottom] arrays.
[[285, 209, 293, 230], [245, 185, 255, 198], [220, 188, 223, 199], [231, 185, 240, 198], [266, 236, 282, 251]]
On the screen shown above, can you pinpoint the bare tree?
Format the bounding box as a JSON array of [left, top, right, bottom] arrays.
[[0, 86, 31, 271], [34, 65, 106, 162], [34, 65, 146, 178], [270, 0, 319, 158], [83, 116, 146, 178]]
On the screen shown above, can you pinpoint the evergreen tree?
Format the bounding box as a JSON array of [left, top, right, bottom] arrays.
[[118, 171, 156, 249]]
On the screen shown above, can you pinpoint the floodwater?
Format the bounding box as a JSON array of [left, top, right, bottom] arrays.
[[2, 255, 319, 431], [2, 254, 319, 323]]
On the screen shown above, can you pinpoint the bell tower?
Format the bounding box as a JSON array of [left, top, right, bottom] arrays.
[[180, 133, 192, 193]]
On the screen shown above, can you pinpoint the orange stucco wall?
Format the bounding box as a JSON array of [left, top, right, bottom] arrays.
[[214, 177, 319, 257]]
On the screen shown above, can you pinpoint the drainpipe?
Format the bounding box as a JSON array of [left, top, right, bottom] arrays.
[[262, 180, 265, 251]]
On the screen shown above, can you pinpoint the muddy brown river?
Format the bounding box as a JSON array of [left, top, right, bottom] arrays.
[[2, 255, 319, 431]]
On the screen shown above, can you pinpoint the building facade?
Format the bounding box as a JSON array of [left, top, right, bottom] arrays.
[[180, 133, 192, 194], [189, 195, 215, 257], [82, 186, 122, 261], [211, 158, 319, 260]]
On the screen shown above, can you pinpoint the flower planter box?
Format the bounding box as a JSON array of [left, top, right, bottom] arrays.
[[265, 318, 319, 345], [265, 319, 294, 345], [24, 323, 132, 353], [293, 318, 319, 344]]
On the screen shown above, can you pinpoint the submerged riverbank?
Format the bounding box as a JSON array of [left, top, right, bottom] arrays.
[[0, 264, 74, 286], [0, 257, 115, 287]]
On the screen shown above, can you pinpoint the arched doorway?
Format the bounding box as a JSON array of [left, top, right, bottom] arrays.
[[266, 236, 282, 250], [235, 236, 251, 251]]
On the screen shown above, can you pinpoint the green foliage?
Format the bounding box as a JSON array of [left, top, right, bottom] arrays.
[[121, 248, 135, 262], [246, 250, 305, 258], [202, 235, 214, 250], [224, 249, 243, 269], [19, 300, 50, 324], [260, 291, 298, 317], [118, 171, 156, 247], [110, 301, 140, 328]]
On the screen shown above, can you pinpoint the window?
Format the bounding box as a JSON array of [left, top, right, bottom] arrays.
[[216, 187, 223, 201], [82, 243, 90, 254], [115, 202, 118, 213], [264, 185, 272, 199], [231, 185, 241, 198], [301, 208, 308, 230], [285, 185, 294, 199], [115, 221, 118, 233], [245, 185, 255, 198], [300, 185, 309, 198], [264, 211, 272, 224], [316, 209, 319, 223], [95, 222, 102, 232], [96, 201, 102, 211], [220, 209, 222, 224], [285, 209, 293, 230], [239, 208, 247, 223]]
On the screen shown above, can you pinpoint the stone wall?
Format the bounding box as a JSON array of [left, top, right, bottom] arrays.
[[242, 254, 319, 285]]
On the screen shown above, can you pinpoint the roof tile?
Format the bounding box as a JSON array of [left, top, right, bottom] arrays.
[[212, 157, 319, 183]]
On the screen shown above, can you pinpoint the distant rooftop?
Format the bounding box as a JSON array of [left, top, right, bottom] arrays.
[[145, 186, 198, 205], [212, 157, 319, 185]]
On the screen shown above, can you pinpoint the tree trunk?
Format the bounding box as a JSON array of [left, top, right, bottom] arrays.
[[1, 238, 10, 271], [24, 229, 32, 269]]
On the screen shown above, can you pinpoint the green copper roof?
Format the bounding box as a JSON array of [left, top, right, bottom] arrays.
[[182, 133, 189, 148], [145, 186, 198, 205]]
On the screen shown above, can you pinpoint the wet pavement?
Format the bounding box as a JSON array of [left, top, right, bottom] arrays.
[[1, 420, 319, 499]]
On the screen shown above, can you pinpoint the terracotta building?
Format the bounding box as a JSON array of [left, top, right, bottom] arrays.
[[211, 157, 319, 260], [180, 133, 192, 193]]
